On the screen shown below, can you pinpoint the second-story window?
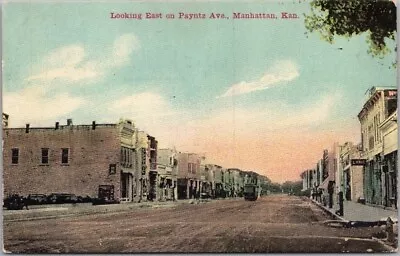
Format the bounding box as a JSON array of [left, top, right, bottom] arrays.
[[41, 148, 49, 164], [61, 148, 69, 164], [11, 148, 19, 164]]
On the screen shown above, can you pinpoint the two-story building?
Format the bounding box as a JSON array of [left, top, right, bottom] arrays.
[[176, 152, 201, 199], [227, 168, 243, 197], [207, 164, 223, 198], [202, 161, 215, 198], [337, 142, 364, 201], [358, 87, 397, 206], [3, 118, 159, 203], [300, 169, 316, 192], [3, 119, 124, 201], [315, 159, 323, 187], [379, 110, 397, 208], [213, 165, 226, 198], [156, 148, 178, 201]]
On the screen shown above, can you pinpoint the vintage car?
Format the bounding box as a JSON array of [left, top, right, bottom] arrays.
[[27, 194, 48, 205], [47, 193, 78, 204]]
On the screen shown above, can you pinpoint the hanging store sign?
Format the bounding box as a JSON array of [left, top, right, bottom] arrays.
[[351, 159, 366, 166]]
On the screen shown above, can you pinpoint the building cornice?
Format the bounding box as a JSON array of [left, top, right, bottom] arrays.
[[358, 88, 397, 120]]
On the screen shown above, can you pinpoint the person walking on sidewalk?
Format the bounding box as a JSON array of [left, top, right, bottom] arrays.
[[328, 181, 334, 209]]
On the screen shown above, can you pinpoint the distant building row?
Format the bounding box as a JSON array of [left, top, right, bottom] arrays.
[[2, 118, 264, 202], [301, 87, 397, 209]]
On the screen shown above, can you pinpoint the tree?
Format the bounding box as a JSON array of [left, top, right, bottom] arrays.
[[304, 0, 397, 58], [281, 181, 303, 195], [268, 183, 282, 194]]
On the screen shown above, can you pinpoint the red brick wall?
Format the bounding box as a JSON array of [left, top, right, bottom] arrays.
[[177, 153, 201, 180], [3, 125, 121, 199]]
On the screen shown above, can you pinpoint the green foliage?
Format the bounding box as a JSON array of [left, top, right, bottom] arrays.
[[304, 0, 396, 58], [281, 181, 303, 195], [268, 182, 282, 194]]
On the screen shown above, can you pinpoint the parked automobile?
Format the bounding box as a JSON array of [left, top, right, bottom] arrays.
[[47, 193, 78, 204], [27, 194, 47, 205], [4, 194, 26, 210], [77, 195, 92, 203], [92, 197, 119, 205]]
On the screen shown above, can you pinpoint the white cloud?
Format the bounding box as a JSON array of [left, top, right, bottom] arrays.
[[25, 45, 98, 83], [109, 92, 175, 118], [3, 85, 85, 127], [100, 90, 341, 152], [4, 34, 140, 127], [25, 33, 139, 84], [218, 60, 299, 98], [45, 45, 85, 67], [105, 92, 182, 147], [112, 34, 140, 66]]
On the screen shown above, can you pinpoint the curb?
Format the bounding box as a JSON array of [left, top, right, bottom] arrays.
[[371, 237, 398, 252], [365, 202, 398, 212], [308, 197, 399, 251], [3, 202, 177, 222], [308, 198, 347, 222], [3, 199, 214, 222]]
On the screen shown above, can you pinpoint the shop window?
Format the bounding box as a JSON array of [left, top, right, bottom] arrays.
[[98, 185, 114, 201], [369, 137, 374, 150], [11, 148, 19, 164], [61, 148, 69, 164], [41, 148, 49, 164], [387, 98, 397, 117], [109, 164, 116, 174]]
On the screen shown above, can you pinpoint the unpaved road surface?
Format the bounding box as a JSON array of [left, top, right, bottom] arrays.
[[3, 195, 394, 253]]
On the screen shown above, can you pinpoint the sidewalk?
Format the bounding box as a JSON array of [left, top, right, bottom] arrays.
[[3, 199, 211, 222], [312, 198, 398, 222]]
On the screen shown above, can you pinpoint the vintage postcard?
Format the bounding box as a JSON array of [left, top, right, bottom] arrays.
[[1, 0, 398, 253]]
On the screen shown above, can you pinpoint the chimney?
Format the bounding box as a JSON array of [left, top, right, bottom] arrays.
[[55, 122, 59, 130], [92, 121, 96, 130], [67, 119, 73, 126], [25, 124, 30, 133]]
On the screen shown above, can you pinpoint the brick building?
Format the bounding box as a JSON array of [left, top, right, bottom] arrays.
[[3, 120, 121, 200], [202, 162, 219, 198], [227, 168, 244, 197], [3, 119, 158, 202], [300, 169, 315, 192], [337, 142, 363, 201], [380, 111, 397, 208], [319, 143, 339, 197], [207, 164, 224, 198], [2, 113, 9, 128], [358, 87, 397, 206], [176, 152, 201, 199]]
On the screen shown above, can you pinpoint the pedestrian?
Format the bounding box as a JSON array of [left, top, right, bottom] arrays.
[[317, 188, 323, 203], [328, 181, 334, 208]]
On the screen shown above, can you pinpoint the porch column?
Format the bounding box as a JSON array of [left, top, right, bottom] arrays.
[[128, 174, 133, 202], [174, 180, 178, 201], [187, 179, 190, 199]]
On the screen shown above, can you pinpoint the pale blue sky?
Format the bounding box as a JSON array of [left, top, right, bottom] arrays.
[[2, 2, 397, 182]]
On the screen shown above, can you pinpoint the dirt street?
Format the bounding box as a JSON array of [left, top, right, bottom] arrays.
[[3, 195, 393, 253]]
